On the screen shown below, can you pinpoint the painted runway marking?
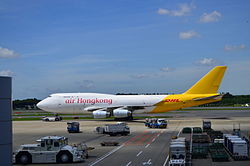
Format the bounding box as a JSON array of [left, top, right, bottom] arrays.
[[143, 159, 152, 165], [177, 128, 182, 136], [126, 161, 132, 166], [88, 144, 124, 166], [136, 150, 143, 157], [125, 131, 160, 145], [162, 155, 169, 166], [145, 143, 150, 148]]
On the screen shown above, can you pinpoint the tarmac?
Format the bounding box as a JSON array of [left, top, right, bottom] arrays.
[[13, 108, 250, 166]]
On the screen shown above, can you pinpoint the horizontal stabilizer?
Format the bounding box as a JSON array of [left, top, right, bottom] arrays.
[[193, 94, 222, 101]]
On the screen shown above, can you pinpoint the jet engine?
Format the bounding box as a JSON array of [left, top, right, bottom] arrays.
[[113, 108, 132, 118], [93, 110, 110, 119]]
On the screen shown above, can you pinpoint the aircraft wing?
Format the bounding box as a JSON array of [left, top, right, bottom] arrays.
[[83, 105, 147, 112], [83, 106, 123, 112]]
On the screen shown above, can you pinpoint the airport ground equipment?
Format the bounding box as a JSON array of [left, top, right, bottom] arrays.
[[192, 134, 210, 143], [192, 127, 202, 133], [67, 122, 80, 133], [209, 143, 229, 161], [233, 123, 241, 137], [42, 115, 62, 121], [96, 122, 130, 136], [100, 141, 119, 146], [182, 127, 192, 134], [223, 134, 248, 160], [202, 120, 211, 131], [104, 123, 130, 136], [207, 130, 223, 142], [192, 145, 208, 159], [13, 136, 86, 164], [214, 139, 224, 144], [95, 126, 105, 134], [192, 134, 210, 159], [145, 118, 167, 128], [168, 137, 186, 166]]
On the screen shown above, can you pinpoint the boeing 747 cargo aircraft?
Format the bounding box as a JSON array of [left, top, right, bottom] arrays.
[[37, 66, 227, 119]]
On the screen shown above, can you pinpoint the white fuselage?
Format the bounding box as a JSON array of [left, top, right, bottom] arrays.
[[37, 93, 167, 114]]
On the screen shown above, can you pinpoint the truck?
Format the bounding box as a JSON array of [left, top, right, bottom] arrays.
[[13, 136, 87, 164], [168, 137, 186, 166], [67, 122, 80, 133], [96, 122, 130, 136], [202, 120, 211, 131], [145, 118, 167, 128]]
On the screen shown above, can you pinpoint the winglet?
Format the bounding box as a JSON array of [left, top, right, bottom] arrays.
[[184, 66, 227, 94]]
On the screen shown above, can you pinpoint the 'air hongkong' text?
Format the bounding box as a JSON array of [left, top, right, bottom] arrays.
[[65, 98, 113, 105]]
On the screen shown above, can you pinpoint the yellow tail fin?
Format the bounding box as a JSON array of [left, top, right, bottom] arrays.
[[184, 66, 227, 94]]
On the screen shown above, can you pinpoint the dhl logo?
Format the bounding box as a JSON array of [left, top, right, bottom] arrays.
[[164, 99, 181, 102]]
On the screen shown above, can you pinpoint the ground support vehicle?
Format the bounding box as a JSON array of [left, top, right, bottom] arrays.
[[202, 120, 211, 131], [182, 127, 192, 134], [192, 134, 210, 143], [223, 134, 249, 160], [13, 136, 85, 164], [192, 127, 202, 133], [145, 118, 167, 128], [42, 115, 62, 121], [67, 122, 80, 133], [192, 134, 210, 158], [209, 143, 229, 162], [207, 130, 223, 142], [192, 145, 209, 159], [104, 123, 130, 136], [168, 137, 186, 166], [100, 141, 119, 146], [95, 126, 105, 134]]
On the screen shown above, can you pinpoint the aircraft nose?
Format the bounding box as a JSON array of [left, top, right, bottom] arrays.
[[37, 100, 48, 110]]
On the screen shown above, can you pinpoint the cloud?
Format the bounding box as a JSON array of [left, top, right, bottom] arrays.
[[196, 58, 216, 66], [160, 67, 175, 72], [179, 30, 200, 39], [0, 47, 19, 58], [0, 70, 14, 76], [79, 80, 95, 89], [224, 44, 246, 51], [130, 74, 149, 79], [200, 11, 222, 23], [157, 3, 195, 16]]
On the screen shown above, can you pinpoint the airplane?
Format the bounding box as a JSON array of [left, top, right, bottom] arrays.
[[37, 66, 227, 119]]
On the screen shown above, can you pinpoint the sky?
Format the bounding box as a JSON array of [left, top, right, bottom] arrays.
[[0, 0, 250, 99]]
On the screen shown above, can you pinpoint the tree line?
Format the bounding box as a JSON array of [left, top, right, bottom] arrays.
[[13, 98, 41, 110]]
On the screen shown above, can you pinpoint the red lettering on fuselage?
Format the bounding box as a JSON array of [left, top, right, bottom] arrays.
[[65, 99, 75, 103], [66, 98, 113, 105], [164, 99, 181, 102]]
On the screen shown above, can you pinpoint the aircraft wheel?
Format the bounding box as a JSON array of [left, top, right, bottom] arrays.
[[16, 152, 32, 164], [57, 151, 73, 163]]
